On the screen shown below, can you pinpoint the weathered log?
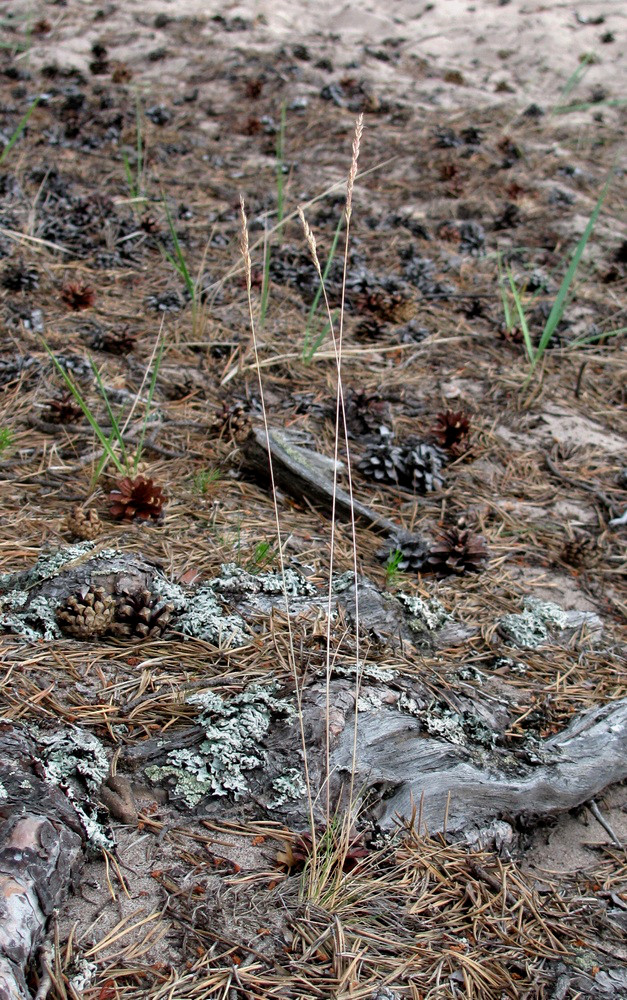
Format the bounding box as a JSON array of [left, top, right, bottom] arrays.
[[330, 695, 627, 835], [0, 725, 85, 1000], [241, 425, 421, 540]]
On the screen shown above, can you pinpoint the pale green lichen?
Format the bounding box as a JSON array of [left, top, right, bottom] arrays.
[[268, 768, 307, 808], [332, 571, 355, 593], [213, 562, 317, 598], [0, 589, 63, 640], [146, 684, 295, 806], [397, 593, 452, 634], [335, 659, 397, 682], [0, 779, 7, 802], [399, 694, 495, 749], [37, 727, 112, 849], [176, 585, 247, 646], [357, 688, 386, 712], [0, 540, 98, 591], [498, 598, 571, 649], [68, 958, 98, 993]]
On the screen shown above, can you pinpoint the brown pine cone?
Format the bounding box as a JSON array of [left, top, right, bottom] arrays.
[[110, 587, 174, 640], [211, 402, 252, 442], [426, 527, 488, 575], [63, 506, 103, 541], [430, 410, 471, 454], [57, 585, 115, 638], [108, 476, 167, 522]]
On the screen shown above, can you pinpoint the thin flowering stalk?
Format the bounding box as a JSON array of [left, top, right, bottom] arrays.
[[299, 115, 365, 840], [238, 196, 317, 852]]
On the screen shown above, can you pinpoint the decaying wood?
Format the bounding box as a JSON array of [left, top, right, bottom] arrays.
[[241, 425, 421, 540], [0, 725, 85, 1000], [330, 694, 627, 835]]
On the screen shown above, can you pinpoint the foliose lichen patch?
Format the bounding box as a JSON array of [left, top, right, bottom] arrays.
[[268, 768, 307, 808], [498, 597, 576, 648], [212, 563, 317, 598], [37, 726, 113, 849], [397, 593, 452, 634], [145, 683, 296, 807], [398, 693, 495, 749]]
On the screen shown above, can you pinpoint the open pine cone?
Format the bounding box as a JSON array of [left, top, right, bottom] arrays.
[[57, 585, 115, 639], [108, 476, 167, 522], [211, 401, 252, 442], [379, 532, 430, 573], [110, 587, 175, 640], [425, 527, 488, 575], [41, 392, 82, 424], [63, 506, 103, 541], [430, 410, 471, 454], [403, 442, 446, 493]]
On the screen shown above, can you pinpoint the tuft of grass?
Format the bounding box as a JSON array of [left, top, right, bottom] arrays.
[[384, 548, 404, 588], [42, 330, 166, 481], [192, 467, 221, 495], [302, 213, 344, 362], [551, 53, 595, 115], [501, 176, 611, 381], [247, 540, 276, 572], [0, 427, 14, 454], [0, 95, 40, 166]]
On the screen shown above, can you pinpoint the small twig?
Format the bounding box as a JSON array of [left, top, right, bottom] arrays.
[[545, 454, 620, 519], [587, 799, 623, 847]]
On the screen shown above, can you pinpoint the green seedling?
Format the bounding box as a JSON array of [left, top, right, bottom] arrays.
[[247, 540, 276, 572], [0, 95, 40, 166], [160, 197, 195, 301], [192, 467, 221, 494], [501, 176, 611, 380], [275, 101, 287, 240], [0, 427, 14, 454], [121, 96, 145, 205], [384, 548, 404, 588]]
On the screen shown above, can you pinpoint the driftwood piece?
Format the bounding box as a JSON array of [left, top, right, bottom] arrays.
[[0, 725, 85, 1000], [241, 425, 417, 539], [330, 695, 627, 834], [118, 680, 627, 841]]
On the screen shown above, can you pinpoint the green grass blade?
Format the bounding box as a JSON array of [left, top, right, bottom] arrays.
[[161, 198, 195, 299], [568, 326, 626, 348], [41, 340, 126, 475], [89, 357, 128, 466], [134, 335, 166, 473], [303, 213, 344, 358], [259, 237, 271, 328], [275, 102, 287, 240], [135, 95, 143, 197], [506, 268, 534, 364], [0, 96, 40, 165], [552, 53, 593, 115], [535, 177, 611, 361], [121, 150, 136, 199]]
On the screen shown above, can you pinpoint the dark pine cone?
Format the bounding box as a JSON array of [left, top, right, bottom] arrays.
[[403, 441, 446, 493], [358, 438, 407, 486], [61, 282, 96, 311], [425, 527, 488, 575], [110, 587, 174, 640], [353, 317, 389, 342], [211, 401, 252, 442], [430, 410, 471, 454], [84, 324, 138, 355], [2, 260, 39, 292], [108, 476, 167, 522], [57, 585, 115, 638], [378, 531, 430, 573], [343, 389, 390, 437], [41, 392, 83, 424]]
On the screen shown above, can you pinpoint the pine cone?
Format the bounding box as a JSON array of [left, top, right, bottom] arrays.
[[403, 442, 446, 493], [425, 527, 488, 575], [108, 476, 167, 522], [42, 392, 82, 424], [211, 402, 252, 442], [57, 585, 115, 638], [378, 532, 430, 572], [430, 410, 471, 454], [61, 282, 96, 311], [344, 389, 390, 437], [358, 438, 407, 485], [110, 587, 174, 640], [63, 506, 103, 541], [86, 325, 138, 355], [2, 260, 39, 292], [353, 318, 388, 342]]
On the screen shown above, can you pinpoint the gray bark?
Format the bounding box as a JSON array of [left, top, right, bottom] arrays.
[[0, 726, 84, 1000]]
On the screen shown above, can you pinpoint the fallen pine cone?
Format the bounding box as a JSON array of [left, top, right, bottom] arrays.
[[425, 526, 488, 575], [110, 587, 174, 640], [63, 505, 103, 541], [109, 476, 167, 522], [57, 585, 115, 639]]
